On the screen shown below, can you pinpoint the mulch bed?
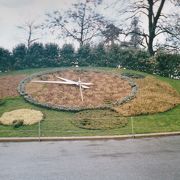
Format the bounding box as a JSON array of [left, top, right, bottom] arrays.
[[0, 75, 26, 99], [25, 70, 132, 109]]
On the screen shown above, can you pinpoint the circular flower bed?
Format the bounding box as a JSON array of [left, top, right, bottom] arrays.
[[0, 109, 43, 125], [71, 110, 128, 130], [18, 69, 138, 111]]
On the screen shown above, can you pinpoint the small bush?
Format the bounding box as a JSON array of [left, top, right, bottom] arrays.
[[155, 53, 180, 78], [0, 99, 5, 106], [12, 120, 24, 128], [0, 47, 12, 72]]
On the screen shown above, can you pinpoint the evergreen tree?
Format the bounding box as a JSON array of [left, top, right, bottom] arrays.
[[60, 44, 75, 66], [0, 47, 12, 72], [44, 43, 59, 67], [26, 43, 45, 68], [77, 44, 92, 66], [12, 44, 27, 69], [91, 43, 107, 66]]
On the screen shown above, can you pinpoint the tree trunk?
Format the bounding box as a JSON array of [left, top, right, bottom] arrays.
[[147, 0, 166, 56], [148, 37, 155, 56], [148, 0, 155, 56]]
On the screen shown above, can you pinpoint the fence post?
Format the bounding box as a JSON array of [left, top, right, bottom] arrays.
[[38, 120, 41, 142], [131, 117, 135, 138]]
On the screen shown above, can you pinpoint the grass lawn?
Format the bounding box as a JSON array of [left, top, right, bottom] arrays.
[[0, 67, 179, 137]]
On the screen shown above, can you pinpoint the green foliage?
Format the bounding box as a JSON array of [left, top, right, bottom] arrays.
[[12, 43, 60, 69], [0, 99, 6, 106], [1, 43, 179, 79], [0, 47, 12, 72], [44, 43, 60, 67], [60, 44, 75, 66], [77, 44, 92, 66], [91, 43, 107, 66], [106, 45, 150, 71], [155, 53, 180, 78], [26, 43, 45, 68], [107, 44, 122, 67], [12, 44, 27, 69], [12, 119, 24, 128]]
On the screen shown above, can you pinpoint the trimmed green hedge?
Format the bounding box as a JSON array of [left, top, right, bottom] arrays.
[[155, 53, 180, 79], [0, 43, 179, 79]]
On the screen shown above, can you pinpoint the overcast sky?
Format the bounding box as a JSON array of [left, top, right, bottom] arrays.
[[0, 0, 78, 50], [0, 0, 177, 50]]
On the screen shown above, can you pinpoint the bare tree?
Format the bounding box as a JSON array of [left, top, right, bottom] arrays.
[[160, 13, 180, 52], [44, 1, 107, 47], [17, 21, 40, 49], [121, 0, 179, 55]]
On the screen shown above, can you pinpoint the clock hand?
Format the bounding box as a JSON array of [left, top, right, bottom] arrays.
[[32, 80, 90, 89], [56, 76, 76, 83], [56, 76, 93, 86], [32, 80, 77, 84]]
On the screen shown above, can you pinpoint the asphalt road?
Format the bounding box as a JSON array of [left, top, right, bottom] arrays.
[[0, 136, 180, 180]]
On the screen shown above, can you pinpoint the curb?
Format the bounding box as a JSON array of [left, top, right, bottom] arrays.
[[1, 131, 180, 142]]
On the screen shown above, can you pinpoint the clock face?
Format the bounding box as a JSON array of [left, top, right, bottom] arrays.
[[21, 69, 137, 111]]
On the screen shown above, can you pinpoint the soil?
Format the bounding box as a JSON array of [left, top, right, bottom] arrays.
[[25, 70, 132, 109], [0, 75, 26, 99]]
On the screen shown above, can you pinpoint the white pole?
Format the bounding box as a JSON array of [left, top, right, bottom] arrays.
[[131, 117, 135, 138], [38, 120, 41, 142], [79, 78, 84, 102]]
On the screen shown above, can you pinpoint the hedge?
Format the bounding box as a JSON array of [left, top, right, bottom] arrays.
[[0, 43, 179, 79]]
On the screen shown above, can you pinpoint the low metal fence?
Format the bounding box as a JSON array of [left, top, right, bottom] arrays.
[[0, 114, 179, 140]]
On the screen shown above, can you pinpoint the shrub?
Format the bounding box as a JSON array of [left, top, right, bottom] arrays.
[[155, 53, 180, 79], [91, 43, 107, 66], [12, 120, 24, 128], [4, 42, 180, 79], [26, 43, 45, 68], [43, 43, 60, 67], [106, 46, 150, 70], [0, 99, 5, 106], [60, 44, 75, 66], [12, 44, 27, 70], [77, 44, 92, 66], [0, 47, 12, 72]]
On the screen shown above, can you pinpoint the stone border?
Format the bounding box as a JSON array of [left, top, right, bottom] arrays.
[[18, 68, 138, 111]]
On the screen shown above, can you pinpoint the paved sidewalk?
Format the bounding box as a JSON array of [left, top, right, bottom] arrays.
[[0, 136, 180, 180]]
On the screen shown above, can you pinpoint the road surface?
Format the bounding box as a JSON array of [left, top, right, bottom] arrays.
[[0, 136, 180, 180]]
